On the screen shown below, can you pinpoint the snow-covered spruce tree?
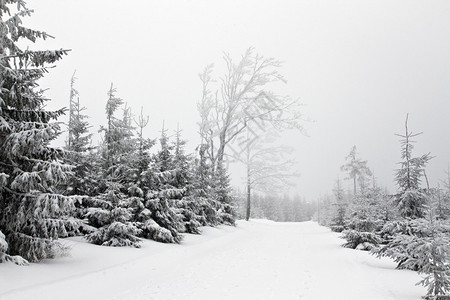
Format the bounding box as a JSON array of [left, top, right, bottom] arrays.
[[0, 1, 84, 263], [191, 143, 220, 226], [64, 71, 94, 196], [60, 72, 96, 235], [129, 107, 155, 193], [120, 108, 155, 229], [372, 115, 433, 269], [104, 88, 135, 180], [212, 161, 236, 225], [428, 187, 450, 222], [435, 167, 450, 220], [85, 85, 141, 247], [341, 185, 382, 250], [373, 205, 450, 299], [170, 127, 204, 234], [373, 187, 398, 226], [0, 174, 12, 263], [404, 213, 450, 300], [394, 115, 431, 219], [141, 124, 184, 243], [85, 181, 141, 247], [191, 143, 236, 226], [340, 149, 381, 249], [330, 179, 347, 232]]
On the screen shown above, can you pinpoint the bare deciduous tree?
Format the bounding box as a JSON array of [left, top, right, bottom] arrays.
[[197, 47, 303, 174]]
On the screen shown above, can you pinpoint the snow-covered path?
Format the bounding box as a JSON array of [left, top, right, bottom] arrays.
[[0, 220, 424, 300]]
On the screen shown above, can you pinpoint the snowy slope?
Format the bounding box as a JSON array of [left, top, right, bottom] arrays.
[[0, 220, 425, 300]]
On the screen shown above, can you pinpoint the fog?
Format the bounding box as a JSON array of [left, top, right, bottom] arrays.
[[26, 0, 450, 200]]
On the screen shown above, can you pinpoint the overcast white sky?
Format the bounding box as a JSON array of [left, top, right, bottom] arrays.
[[23, 0, 450, 201]]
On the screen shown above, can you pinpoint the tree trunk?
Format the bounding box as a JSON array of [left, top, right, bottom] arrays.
[[216, 132, 226, 173], [245, 128, 251, 221], [246, 181, 251, 221]]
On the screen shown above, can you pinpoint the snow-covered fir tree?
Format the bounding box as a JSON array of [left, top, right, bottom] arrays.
[[85, 85, 141, 247], [407, 213, 450, 299], [394, 115, 431, 219], [63, 72, 94, 197], [212, 162, 236, 225], [171, 127, 204, 234], [129, 107, 155, 192], [85, 181, 141, 247], [119, 108, 155, 232], [341, 182, 382, 250], [435, 168, 450, 220], [330, 179, 347, 232], [0, 0, 82, 263], [373, 116, 433, 269], [192, 143, 220, 226], [101, 85, 135, 180], [141, 124, 184, 243]]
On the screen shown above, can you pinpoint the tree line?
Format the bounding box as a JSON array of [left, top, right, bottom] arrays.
[[316, 116, 450, 299], [235, 191, 314, 222], [0, 1, 236, 265]]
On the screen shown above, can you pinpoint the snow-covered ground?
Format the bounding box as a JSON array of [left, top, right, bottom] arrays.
[[0, 220, 425, 300]]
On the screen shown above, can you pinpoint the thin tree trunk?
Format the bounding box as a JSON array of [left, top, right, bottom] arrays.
[[246, 177, 251, 221], [245, 127, 251, 221], [216, 133, 226, 174]]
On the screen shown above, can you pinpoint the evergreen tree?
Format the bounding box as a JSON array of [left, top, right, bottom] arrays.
[[330, 179, 347, 232], [0, 174, 13, 263], [85, 181, 141, 247], [341, 145, 372, 196], [394, 115, 431, 219], [100, 83, 135, 179], [0, 1, 81, 263], [141, 124, 184, 243], [130, 107, 154, 192], [64, 71, 94, 196], [191, 143, 219, 226], [409, 216, 450, 299], [435, 167, 450, 220], [341, 185, 382, 250], [372, 116, 433, 270], [171, 127, 204, 234], [429, 187, 450, 221], [121, 107, 155, 232], [213, 162, 236, 225], [85, 85, 141, 247]]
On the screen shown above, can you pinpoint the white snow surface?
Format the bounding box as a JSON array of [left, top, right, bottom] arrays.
[[0, 220, 425, 300]]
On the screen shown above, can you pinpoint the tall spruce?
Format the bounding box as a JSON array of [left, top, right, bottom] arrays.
[[0, 0, 78, 263], [213, 162, 236, 225], [394, 114, 431, 219], [330, 179, 347, 232], [142, 123, 184, 243], [64, 71, 93, 196], [192, 143, 219, 226], [85, 85, 141, 247], [131, 107, 154, 191], [172, 127, 204, 234]]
